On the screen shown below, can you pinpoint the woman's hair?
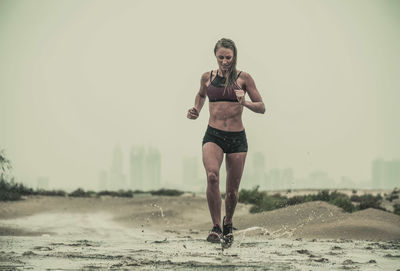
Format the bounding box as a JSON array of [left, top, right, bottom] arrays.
[[214, 38, 238, 91]]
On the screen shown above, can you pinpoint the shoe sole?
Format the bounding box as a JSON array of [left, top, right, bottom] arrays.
[[222, 234, 233, 248], [206, 232, 221, 243], [222, 240, 233, 248]]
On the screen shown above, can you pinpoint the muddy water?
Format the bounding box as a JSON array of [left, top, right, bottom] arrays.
[[1, 212, 399, 270]]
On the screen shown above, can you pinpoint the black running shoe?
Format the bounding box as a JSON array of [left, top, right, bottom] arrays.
[[222, 216, 236, 246], [206, 224, 222, 243]]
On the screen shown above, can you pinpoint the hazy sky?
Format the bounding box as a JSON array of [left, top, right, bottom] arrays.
[[1, 0, 399, 191]]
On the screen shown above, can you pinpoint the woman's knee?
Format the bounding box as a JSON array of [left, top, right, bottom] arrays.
[[225, 190, 238, 200], [207, 171, 219, 185]]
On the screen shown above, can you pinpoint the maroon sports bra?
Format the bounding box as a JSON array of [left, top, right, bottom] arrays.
[[206, 70, 243, 102]]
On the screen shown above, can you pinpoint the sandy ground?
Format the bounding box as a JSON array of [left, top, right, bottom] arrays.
[[0, 193, 399, 270]]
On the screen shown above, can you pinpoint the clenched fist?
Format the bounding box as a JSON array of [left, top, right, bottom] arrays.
[[187, 107, 199, 119], [235, 89, 245, 104]]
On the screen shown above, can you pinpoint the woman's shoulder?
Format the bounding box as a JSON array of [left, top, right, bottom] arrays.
[[201, 71, 212, 80], [237, 70, 251, 78], [238, 71, 256, 85], [200, 71, 212, 86]]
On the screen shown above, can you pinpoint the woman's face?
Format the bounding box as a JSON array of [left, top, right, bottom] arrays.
[[215, 47, 234, 72]]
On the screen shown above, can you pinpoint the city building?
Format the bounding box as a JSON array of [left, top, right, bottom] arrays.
[[252, 151, 266, 189], [109, 144, 126, 190], [182, 156, 199, 190], [129, 146, 145, 191], [144, 147, 161, 191], [98, 170, 108, 191], [372, 158, 400, 189]]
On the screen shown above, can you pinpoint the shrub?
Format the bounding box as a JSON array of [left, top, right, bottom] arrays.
[[350, 195, 361, 202], [68, 188, 96, 197], [286, 195, 307, 206], [313, 190, 331, 202], [247, 192, 288, 213], [329, 191, 348, 201], [0, 179, 22, 201], [240, 188, 361, 214], [238, 186, 265, 205], [358, 194, 385, 211], [117, 190, 134, 197], [253, 195, 285, 213], [98, 190, 133, 198], [37, 190, 67, 197], [0, 178, 35, 201], [330, 197, 356, 213], [389, 194, 400, 201], [0, 149, 36, 201], [393, 203, 400, 216], [386, 188, 399, 202], [97, 190, 115, 196], [150, 189, 184, 196]]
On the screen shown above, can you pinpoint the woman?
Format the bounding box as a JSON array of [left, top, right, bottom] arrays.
[[187, 38, 265, 244]]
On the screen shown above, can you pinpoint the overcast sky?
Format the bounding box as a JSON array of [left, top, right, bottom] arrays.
[[1, 0, 399, 191]]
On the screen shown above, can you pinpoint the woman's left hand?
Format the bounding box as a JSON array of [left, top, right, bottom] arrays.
[[235, 89, 245, 104]]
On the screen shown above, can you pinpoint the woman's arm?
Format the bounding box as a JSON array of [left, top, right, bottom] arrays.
[[236, 72, 265, 114], [187, 72, 208, 119]]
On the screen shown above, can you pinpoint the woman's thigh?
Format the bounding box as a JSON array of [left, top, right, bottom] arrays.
[[202, 142, 224, 175]]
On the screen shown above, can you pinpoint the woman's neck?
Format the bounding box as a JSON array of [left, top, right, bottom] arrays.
[[218, 69, 229, 77]]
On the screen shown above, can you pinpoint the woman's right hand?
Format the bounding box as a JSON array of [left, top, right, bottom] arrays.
[[187, 107, 199, 119]]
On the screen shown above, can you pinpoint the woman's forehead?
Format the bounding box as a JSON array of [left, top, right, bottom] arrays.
[[216, 47, 234, 56]]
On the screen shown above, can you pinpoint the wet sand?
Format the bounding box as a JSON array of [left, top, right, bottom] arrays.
[[1, 194, 399, 270]]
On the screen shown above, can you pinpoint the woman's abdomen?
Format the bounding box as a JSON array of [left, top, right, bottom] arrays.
[[208, 102, 244, 131]]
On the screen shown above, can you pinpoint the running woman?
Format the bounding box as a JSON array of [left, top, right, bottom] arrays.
[[187, 38, 265, 245]]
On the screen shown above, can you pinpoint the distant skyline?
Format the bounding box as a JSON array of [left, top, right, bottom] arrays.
[[5, 144, 398, 192], [29, 145, 399, 192], [1, 0, 399, 191]]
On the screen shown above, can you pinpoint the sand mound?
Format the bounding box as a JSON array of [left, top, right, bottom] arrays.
[[296, 208, 400, 241], [233, 202, 400, 241]]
